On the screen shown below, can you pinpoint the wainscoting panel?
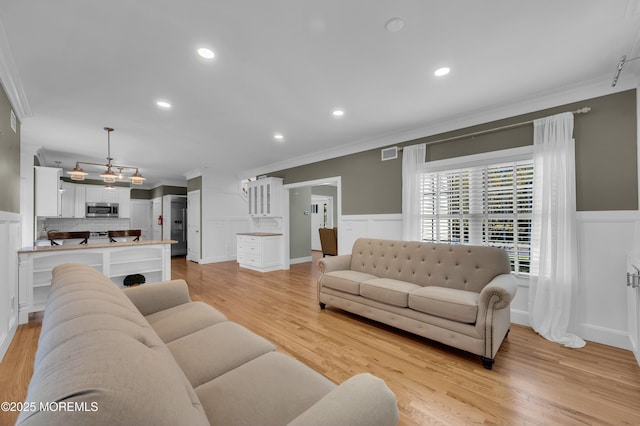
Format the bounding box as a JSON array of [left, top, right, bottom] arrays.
[[338, 214, 402, 255], [0, 212, 20, 362], [201, 217, 250, 264], [335, 211, 640, 352], [577, 211, 639, 351]]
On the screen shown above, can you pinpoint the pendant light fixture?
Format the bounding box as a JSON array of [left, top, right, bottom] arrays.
[[67, 127, 145, 185]]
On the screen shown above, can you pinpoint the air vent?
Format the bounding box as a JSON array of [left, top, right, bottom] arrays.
[[381, 146, 398, 161]]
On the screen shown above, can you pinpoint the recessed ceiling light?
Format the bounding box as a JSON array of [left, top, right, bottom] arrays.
[[274, 133, 284, 141], [434, 67, 451, 77], [332, 109, 344, 117], [197, 48, 215, 59], [385, 17, 404, 33], [156, 100, 172, 109]]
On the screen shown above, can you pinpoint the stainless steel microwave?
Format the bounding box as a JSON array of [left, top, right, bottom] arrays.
[[86, 202, 119, 218]]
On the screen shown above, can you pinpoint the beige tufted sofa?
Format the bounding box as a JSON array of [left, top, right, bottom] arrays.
[[18, 263, 398, 426], [318, 238, 517, 369]]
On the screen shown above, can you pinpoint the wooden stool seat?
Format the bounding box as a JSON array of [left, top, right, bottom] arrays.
[[108, 229, 141, 242]]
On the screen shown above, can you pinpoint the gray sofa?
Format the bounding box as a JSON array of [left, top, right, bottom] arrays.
[[318, 238, 517, 369], [18, 263, 398, 426]]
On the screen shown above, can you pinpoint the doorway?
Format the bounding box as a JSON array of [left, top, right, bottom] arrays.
[[311, 195, 333, 251], [283, 176, 341, 268]]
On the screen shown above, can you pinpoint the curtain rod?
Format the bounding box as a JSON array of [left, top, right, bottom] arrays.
[[398, 107, 591, 151]]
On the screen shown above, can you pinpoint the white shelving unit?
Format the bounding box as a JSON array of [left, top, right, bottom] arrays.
[[18, 241, 172, 323]]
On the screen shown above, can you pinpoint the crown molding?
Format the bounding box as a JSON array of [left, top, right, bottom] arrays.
[[242, 75, 637, 178], [183, 168, 202, 181], [0, 15, 31, 121]]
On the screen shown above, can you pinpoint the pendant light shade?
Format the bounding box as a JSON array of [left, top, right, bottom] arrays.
[[68, 164, 88, 181], [66, 127, 145, 185], [130, 169, 145, 185]]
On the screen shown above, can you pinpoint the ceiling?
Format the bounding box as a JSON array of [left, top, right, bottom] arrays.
[[1, 0, 639, 188]]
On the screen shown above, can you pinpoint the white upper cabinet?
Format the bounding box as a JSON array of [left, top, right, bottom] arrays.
[[34, 168, 132, 219], [247, 177, 283, 217], [59, 181, 76, 218], [34, 166, 61, 217], [118, 187, 131, 219], [85, 185, 118, 204]]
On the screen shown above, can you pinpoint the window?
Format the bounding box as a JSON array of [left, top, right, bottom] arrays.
[[420, 152, 533, 274]]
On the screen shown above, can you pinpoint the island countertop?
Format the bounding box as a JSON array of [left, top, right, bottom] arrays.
[[18, 239, 177, 254]]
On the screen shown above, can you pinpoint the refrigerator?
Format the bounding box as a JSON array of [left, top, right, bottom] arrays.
[[170, 197, 187, 256]]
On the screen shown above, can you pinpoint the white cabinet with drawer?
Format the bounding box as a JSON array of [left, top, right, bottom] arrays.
[[237, 234, 283, 272]]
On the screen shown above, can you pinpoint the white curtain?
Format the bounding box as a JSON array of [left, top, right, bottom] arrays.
[[529, 112, 585, 348], [402, 143, 426, 241]]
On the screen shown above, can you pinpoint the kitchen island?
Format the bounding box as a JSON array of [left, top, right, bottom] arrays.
[[18, 240, 176, 324]]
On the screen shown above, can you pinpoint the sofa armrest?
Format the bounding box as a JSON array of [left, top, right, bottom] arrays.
[[478, 273, 517, 310], [287, 373, 399, 426], [123, 279, 192, 316], [317, 254, 352, 274]]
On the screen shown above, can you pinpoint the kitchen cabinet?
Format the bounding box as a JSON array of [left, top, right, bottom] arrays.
[[236, 233, 283, 272], [85, 185, 119, 204], [34, 167, 131, 219], [34, 166, 61, 217], [247, 177, 283, 217], [59, 181, 76, 218], [118, 187, 131, 219], [82, 185, 130, 218]]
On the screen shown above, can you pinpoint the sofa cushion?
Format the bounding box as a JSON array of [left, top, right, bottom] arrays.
[[196, 352, 335, 426], [360, 279, 421, 307], [168, 321, 276, 388], [321, 270, 378, 295], [145, 301, 228, 343], [408, 286, 479, 323], [18, 264, 210, 426]]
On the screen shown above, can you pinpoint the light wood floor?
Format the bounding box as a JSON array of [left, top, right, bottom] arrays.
[[2, 253, 640, 425]]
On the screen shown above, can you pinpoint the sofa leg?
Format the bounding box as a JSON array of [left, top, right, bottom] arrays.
[[506, 328, 510, 338], [481, 357, 494, 370], [319, 302, 326, 310]]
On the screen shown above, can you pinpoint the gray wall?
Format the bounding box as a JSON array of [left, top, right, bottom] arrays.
[[289, 186, 312, 259], [130, 189, 153, 200], [151, 185, 187, 198], [0, 83, 20, 213], [288, 184, 339, 259], [270, 90, 637, 213], [187, 176, 202, 192]]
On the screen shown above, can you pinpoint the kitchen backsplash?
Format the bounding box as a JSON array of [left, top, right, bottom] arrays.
[[38, 218, 131, 238]]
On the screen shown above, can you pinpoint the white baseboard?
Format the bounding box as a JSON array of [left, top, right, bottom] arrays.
[[581, 323, 632, 351], [0, 321, 17, 363], [200, 256, 237, 264], [511, 309, 530, 326], [290, 256, 312, 265]]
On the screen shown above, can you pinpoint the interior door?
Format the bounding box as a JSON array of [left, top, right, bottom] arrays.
[[187, 191, 201, 262]]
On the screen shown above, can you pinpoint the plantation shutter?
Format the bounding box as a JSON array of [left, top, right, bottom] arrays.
[[420, 158, 533, 274]]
